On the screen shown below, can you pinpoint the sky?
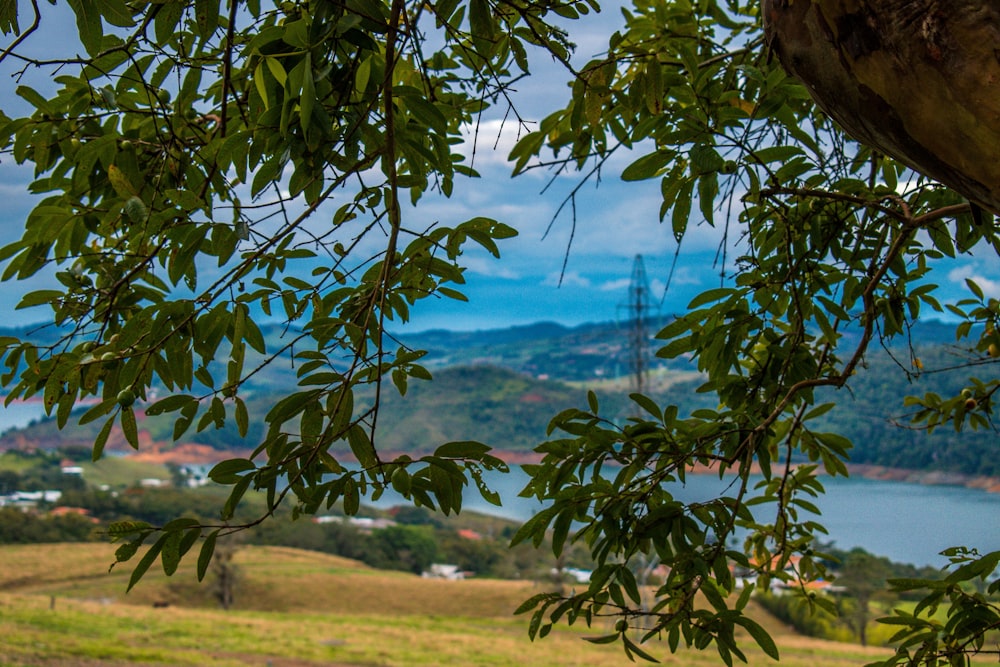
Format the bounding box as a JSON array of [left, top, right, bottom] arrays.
[[0, 3, 998, 335]]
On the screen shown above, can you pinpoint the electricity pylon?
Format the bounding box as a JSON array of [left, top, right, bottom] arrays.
[[619, 254, 657, 394]]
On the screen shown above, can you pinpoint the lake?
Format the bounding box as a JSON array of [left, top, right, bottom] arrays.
[[383, 465, 1000, 568]]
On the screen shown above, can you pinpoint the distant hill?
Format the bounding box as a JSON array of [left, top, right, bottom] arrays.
[[365, 365, 613, 454], [1, 317, 997, 477]]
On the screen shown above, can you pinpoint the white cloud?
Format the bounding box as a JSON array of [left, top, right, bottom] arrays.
[[542, 270, 590, 288], [461, 254, 521, 280], [663, 265, 703, 287], [598, 277, 630, 292], [947, 264, 1000, 299], [595, 270, 694, 305], [459, 119, 538, 172]]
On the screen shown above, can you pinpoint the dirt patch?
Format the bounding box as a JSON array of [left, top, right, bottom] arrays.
[[126, 443, 253, 465]]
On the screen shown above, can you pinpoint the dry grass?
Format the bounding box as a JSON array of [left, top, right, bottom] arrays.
[[0, 543, 543, 617], [0, 543, 896, 667], [0, 592, 890, 667]]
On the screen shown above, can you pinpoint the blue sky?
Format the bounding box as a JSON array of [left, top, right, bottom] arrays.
[[0, 3, 997, 334]]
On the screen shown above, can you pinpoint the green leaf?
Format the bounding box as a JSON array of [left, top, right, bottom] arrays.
[[208, 458, 256, 485], [113, 539, 142, 566], [434, 440, 491, 460], [404, 95, 448, 135], [630, 393, 661, 420], [160, 529, 183, 576], [551, 511, 573, 556], [391, 466, 411, 496], [234, 396, 249, 437], [99, 0, 134, 27], [735, 616, 779, 660], [690, 144, 724, 174], [468, 0, 496, 41], [966, 278, 985, 300], [342, 477, 360, 515], [347, 425, 378, 469], [698, 173, 718, 223], [622, 150, 673, 181], [127, 534, 166, 592], [66, 0, 104, 56], [15, 86, 54, 115], [108, 520, 153, 539], [120, 406, 139, 449], [299, 53, 314, 136], [222, 475, 253, 520], [253, 62, 270, 109], [0, 1, 19, 34], [194, 0, 220, 40], [671, 178, 693, 240], [514, 593, 552, 616], [510, 507, 557, 548], [145, 394, 197, 416], [91, 417, 115, 461], [153, 0, 183, 45], [197, 530, 219, 582], [622, 635, 659, 662], [16, 290, 63, 310], [753, 145, 803, 164], [687, 287, 735, 309]]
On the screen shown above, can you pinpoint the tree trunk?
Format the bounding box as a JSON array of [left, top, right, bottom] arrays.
[[763, 0, 1000, 215]]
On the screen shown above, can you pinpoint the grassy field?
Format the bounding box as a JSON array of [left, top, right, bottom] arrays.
[[78, 458, 174, 489], [0, 543, 897, 667], [0, 451, 173, 490]]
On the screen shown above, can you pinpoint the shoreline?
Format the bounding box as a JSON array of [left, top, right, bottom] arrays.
[[12, 435, 1000, 495], [845, 463, 1000, 494], [485, 449, 1000, 495]]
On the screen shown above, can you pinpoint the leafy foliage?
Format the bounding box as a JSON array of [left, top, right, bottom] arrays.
[[0, 0, 998, 665], [505, 0, 1000, 664], [871, 549, 1000, 667], [0, 0, 538, 590]]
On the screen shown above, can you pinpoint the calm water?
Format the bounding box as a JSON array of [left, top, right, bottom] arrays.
[[4, 399, 996, 567], [408, 466, 1000, 568]]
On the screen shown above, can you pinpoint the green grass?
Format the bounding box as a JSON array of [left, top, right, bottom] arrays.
[[80, 458, 173, 489], [0, 543, 902, 667], [0, 451, 40, 474], [0, 591, 894, 667]]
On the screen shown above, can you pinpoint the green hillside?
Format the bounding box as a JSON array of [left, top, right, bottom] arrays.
[[2, 319, 997, 477], [365, 365, 617, 453]]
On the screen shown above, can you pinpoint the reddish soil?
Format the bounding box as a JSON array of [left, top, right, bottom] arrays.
[[126, 442, 253, 465]]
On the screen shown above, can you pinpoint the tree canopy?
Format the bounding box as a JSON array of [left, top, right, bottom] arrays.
[[0, 1, 997, 665]]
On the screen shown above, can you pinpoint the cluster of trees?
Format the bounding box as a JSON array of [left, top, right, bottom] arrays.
[[757, 547, 947, 646], [0, 506, 97, 543], [249, 504, 590, 578], [0, 1, 998, 665], [0, 450, 85, 493], [0, 485, 224, 543], [814, 345, 1000, 477]]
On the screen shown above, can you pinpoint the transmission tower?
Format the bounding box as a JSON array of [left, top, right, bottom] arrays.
[[619, 254, 658, 394]]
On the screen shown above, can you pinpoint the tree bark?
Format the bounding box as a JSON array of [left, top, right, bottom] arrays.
[[763, 0, 1000, 215]]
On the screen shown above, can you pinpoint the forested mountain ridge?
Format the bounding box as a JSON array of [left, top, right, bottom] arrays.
[[1, 318, 996, 477]]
